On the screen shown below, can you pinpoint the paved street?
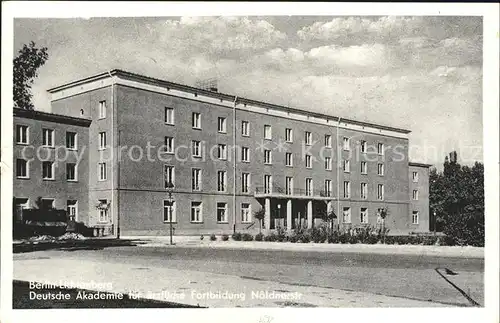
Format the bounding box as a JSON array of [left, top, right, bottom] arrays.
[[13, 244, 483, 307]]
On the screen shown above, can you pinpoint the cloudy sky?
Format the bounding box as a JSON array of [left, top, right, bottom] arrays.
[[14, 16, 483, 167]]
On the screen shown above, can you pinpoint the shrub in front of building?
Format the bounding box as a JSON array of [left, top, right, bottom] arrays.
[[232, 232, 242, 241], [210, 233, 217, 241], [221, 234, 229, 241], [241, 233, 254, 241], [254, 233, 264, 241]]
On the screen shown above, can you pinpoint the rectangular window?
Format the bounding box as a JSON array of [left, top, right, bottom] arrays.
[[15, 198, 29, 211], [325, 157, 332, 170], [324, 180, 332, 197], [305, 131, 312, 145], [241, 120, 250, 136], [360, 208, 368, 224], [191, 201, 203, 223], [66, 132, 77, 150], [98, 199, 108, 222], [264, 150, 272, 164], [413, 190, 419, 200], [192, 140, 201, 157], [377, 184, 384, 200], [343, 207, 351, 223], [412, 171, 419, 182], [99, 132, 107, 149], [42, 129, 54, 147], [218, 117, 227, 133], [285, 152, 293, 167], [99, 101, 106, 119], [42, 161, 54, 180], [361, 161, 367, 174], [218, 144, 227, 160], [285, 128, 293, 142], [16, 159, 29, 178], [241, 203, 251, 223], [242, 172, 250, 193], [67, 200, 78, 220], [192, 168, 202, 191], [217, 202, 228, 223], [360, 140, 367, 153], [164, 136, 174, 153], [305, 178, 313, 196], [343, 159, 350, 173], [305, 154, 312, 168], [98, 162, 107, 181], [163, 200, 176, 222], [165, 107, 174, 125], [264, 175, 272, 194], [66, 163, 77, 181], [217, 170, 227, 192], [325, 134, 332, 148], [286, 177, 294, 195], [360, 183, 367, 199], [192, 112, 201, 129], [343, 137, 350, 150], [412, 211, 419, 224], [343, 181, 350, 198], [41, 198, 54, 209], [377, 143, 384, 155], [16, 125, 29, 144], [241, 147, 249, 162], [378, 163, 384, 176], [264, 125, 272, 140], [164, 165, 175, 188]]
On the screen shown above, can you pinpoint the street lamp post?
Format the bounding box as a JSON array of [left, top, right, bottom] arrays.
[[277, 204, 281, 228], [165, 181, 174, 245], [433, 211, 437, 236]]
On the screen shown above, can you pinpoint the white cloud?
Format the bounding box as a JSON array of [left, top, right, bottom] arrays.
[[306, 43, 387, 67], [159, 16, 286, 57], [297, 16, 423, 41]]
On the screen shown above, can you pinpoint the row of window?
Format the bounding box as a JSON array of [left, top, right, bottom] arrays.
[[16, 159, 107, 181], [164, 108, 387, 154], [15, 126, 109, 150], [14, 198, 110, 223], [164, 138, 391, 174], [341, 207, 420, 225], [16, 126, 79, 149], [163, 201, 252, 224], [165, 202, 420, 225], [164, 165, 420, 200]]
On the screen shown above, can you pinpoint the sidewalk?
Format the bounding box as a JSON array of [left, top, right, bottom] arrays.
[[14, 257, 446, 308], [122, 235, 485, 259]]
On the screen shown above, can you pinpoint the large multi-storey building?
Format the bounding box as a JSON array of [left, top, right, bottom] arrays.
[[13, 69, 431, 236]]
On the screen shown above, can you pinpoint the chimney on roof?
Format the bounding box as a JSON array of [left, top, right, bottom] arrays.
[[195, 77, 218, 93]]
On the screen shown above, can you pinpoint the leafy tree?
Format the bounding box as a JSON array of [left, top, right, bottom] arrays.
[[13, 41, 49, 110], [429, 152, 484, 246], [253, 208, 265, 233]]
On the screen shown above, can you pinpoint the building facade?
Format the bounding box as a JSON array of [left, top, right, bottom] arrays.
[[13, 69, 431, 236]]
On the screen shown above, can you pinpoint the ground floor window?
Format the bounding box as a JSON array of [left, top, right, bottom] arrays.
[[41, 198, 54, 209], [241, 203, 251, 223], [191, 201, 203, 223], [217, 202, 228, 223], [98, 199, 109, 222], [163, 200, 176, 222], [342, 207, 351, 223], [412, 211, 419, 224], [360, 207, 368, 224], [67, 200, 78, 221]]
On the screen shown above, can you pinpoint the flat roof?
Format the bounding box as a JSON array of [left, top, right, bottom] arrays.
[[48, 69, 412, 134], [14, 108, 92, 127]]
